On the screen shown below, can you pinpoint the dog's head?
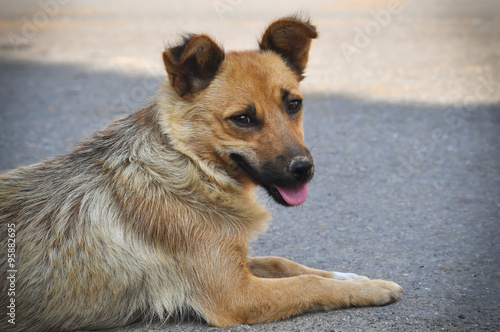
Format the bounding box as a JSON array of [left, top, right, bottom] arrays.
[[161, 16, 317, 206]]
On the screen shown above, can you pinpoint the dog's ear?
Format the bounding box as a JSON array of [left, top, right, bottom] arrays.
[[163, 34, 225, 98], [259, 16, 318, 80]]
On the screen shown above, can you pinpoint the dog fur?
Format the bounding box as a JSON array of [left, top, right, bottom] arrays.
[[0, 16, 404, 331]]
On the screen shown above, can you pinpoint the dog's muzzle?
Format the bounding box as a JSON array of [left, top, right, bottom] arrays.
[[230, 153, 314, 206]]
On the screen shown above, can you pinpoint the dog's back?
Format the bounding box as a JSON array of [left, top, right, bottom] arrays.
[[0, 106, 178, 331]]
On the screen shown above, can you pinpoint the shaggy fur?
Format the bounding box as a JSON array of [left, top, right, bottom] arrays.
[[0, 16, 403, 331]]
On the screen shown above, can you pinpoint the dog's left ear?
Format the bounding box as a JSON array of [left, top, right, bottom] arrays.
[[259, 16, 318, 80], [163, 34, 225, 98]]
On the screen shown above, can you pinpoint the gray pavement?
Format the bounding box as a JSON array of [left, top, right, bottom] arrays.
[[1, 1, 499, 331]]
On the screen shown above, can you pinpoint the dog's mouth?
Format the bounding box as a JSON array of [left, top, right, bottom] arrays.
[[269, 184, 308, 206], [230, 153, 310, 206]]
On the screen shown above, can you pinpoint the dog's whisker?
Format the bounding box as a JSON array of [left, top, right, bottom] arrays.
[[308, 136, 327, 152]]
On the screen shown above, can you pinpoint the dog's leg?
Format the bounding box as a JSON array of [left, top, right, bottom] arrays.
[[247, 256, 332, 278], [199, 272, 404, 327], [247, 256, 367, 280]]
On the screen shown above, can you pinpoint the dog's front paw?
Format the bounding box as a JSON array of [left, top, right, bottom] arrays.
[[348, 279, 405, 307], [332, 271, 369, 280]]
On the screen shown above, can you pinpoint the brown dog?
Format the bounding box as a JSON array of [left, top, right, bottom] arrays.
[[0, 16, 404, 331]]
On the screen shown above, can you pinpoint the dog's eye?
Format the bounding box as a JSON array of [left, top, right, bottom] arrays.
[[230, 114, 256, 127], [287, 99, 302, 114]]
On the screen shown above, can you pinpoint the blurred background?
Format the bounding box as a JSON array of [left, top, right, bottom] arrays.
[[1, 0, 499, 102], [0, 1, 499, 331]]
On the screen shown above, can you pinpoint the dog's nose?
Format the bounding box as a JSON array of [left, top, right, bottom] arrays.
[[290, 159, 313, 183]]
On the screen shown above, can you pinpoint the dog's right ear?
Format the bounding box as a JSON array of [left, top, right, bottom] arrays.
[[163, 34, 225, 98]]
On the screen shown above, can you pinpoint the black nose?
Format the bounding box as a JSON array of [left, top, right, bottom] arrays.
[[290, 159, 313, 183]]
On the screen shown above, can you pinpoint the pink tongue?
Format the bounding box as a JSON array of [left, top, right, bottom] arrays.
[[275, 184, 308, 206]]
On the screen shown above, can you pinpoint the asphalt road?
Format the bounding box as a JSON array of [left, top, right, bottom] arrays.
[[1, 1, 499, 331]]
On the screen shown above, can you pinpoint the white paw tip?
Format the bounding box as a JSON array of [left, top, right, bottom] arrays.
[[332, 271, 369, 280]]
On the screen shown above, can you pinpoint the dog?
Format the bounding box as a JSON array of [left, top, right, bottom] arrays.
[[0, 16, 404, 331]]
